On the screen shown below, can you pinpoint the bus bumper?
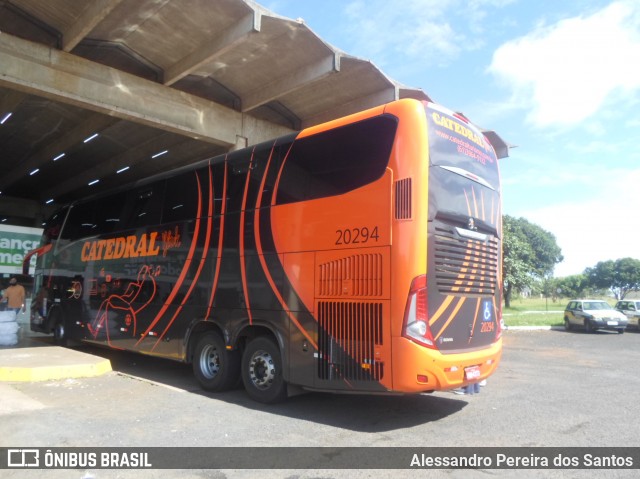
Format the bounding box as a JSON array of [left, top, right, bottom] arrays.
[[390, 336, 502, 393]]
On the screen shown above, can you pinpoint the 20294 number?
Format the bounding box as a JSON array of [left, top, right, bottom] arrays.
[[335, 226, 380, 245]]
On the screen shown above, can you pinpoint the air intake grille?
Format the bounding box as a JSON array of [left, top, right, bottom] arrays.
[[317, 301, 384, 381], [395, 178, 412, 219], [318, 254, 383, 297], [433, 226, 499, 296]]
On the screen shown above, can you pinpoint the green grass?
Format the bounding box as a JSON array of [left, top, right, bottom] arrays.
[[503, 310, 564, 328]]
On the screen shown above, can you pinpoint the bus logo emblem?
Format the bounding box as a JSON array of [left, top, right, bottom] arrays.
[[7, 449, 39, 467]]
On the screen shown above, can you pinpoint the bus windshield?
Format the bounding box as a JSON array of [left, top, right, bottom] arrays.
[[426, 103, 500, 232], [41, 208, 68, 246]]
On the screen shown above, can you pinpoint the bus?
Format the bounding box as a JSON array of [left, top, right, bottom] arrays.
[[27, 99, 507, 403]]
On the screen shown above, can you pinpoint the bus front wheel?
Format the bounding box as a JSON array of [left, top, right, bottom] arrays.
[[241, 336, 287, 404], [192, 331, 240, 392]]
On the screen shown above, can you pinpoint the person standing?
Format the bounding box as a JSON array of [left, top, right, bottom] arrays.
[[5, 277, 26, 316]]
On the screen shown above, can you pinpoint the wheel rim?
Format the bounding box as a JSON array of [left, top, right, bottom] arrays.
[[248, 349, 275, 390], [199, 344, 220, 380], [55, 321, 64, 340], [564, 319, 570, 331]]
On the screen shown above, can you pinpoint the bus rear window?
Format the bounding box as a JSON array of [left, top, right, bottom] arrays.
[[276, 115, 398, 204], [426, 103, 499, 189]]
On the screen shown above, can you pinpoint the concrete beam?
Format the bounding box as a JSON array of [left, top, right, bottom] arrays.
[[164, 11, 261, 86], [62, 0, 126, 52], [0, 33, 291, 149], [242, 53, 340, 112]]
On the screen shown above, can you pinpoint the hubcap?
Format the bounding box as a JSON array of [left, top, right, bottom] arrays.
[[248, 350, 275, 390], [200, 344, 220, 379]]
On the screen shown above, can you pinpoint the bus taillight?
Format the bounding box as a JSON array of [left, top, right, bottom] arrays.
[[402, 275, 436, 349]]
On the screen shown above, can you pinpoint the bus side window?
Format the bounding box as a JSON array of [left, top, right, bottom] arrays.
[[252, 139, 290, 209], [121, 181, 165, 230], [210, 162, 226, 217], [221, 134, 295, 212], [66, 195, 127, 236], [276, 115, 397, 204], [94, 197, 128, 235], [163, 172, 200, 223], [65, 201, 98, 240], [225, 149, 253, 214]]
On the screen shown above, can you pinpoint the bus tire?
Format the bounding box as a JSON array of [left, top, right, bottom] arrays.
[[241, 336, 287, 404], [52, 311, 68, 346], [192, 331, 240, 392]]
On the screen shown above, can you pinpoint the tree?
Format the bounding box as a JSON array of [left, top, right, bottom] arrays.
[[555, 274, 588, 299], [502, 215, 563, 307], [502, 220, 534, 308], [584, 258, 640, 300]]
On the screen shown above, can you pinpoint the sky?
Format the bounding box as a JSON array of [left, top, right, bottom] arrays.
[[265, 0, 640, 277]]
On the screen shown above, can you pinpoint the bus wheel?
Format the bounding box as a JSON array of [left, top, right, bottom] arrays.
[[241, 337, 287, 404], [52, 312, 67, 346], [192, 332, 240, 392]]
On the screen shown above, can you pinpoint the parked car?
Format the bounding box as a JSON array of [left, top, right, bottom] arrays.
[[563, 300, 627, 334], [614, 299, 640, 330]]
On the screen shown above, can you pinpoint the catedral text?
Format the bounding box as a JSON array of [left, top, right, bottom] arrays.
[[81, 233, 160, 262], [431, 112, 488, 151]]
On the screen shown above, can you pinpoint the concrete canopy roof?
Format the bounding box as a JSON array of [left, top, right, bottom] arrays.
[[0, 0, 506, 225]]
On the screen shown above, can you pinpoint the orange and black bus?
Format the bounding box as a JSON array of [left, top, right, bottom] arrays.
[[28, 99, 507, 403]]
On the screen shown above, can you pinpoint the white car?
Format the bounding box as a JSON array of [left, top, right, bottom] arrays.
[[563, 300, 628, 334], [614, 300, 640, 330]]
